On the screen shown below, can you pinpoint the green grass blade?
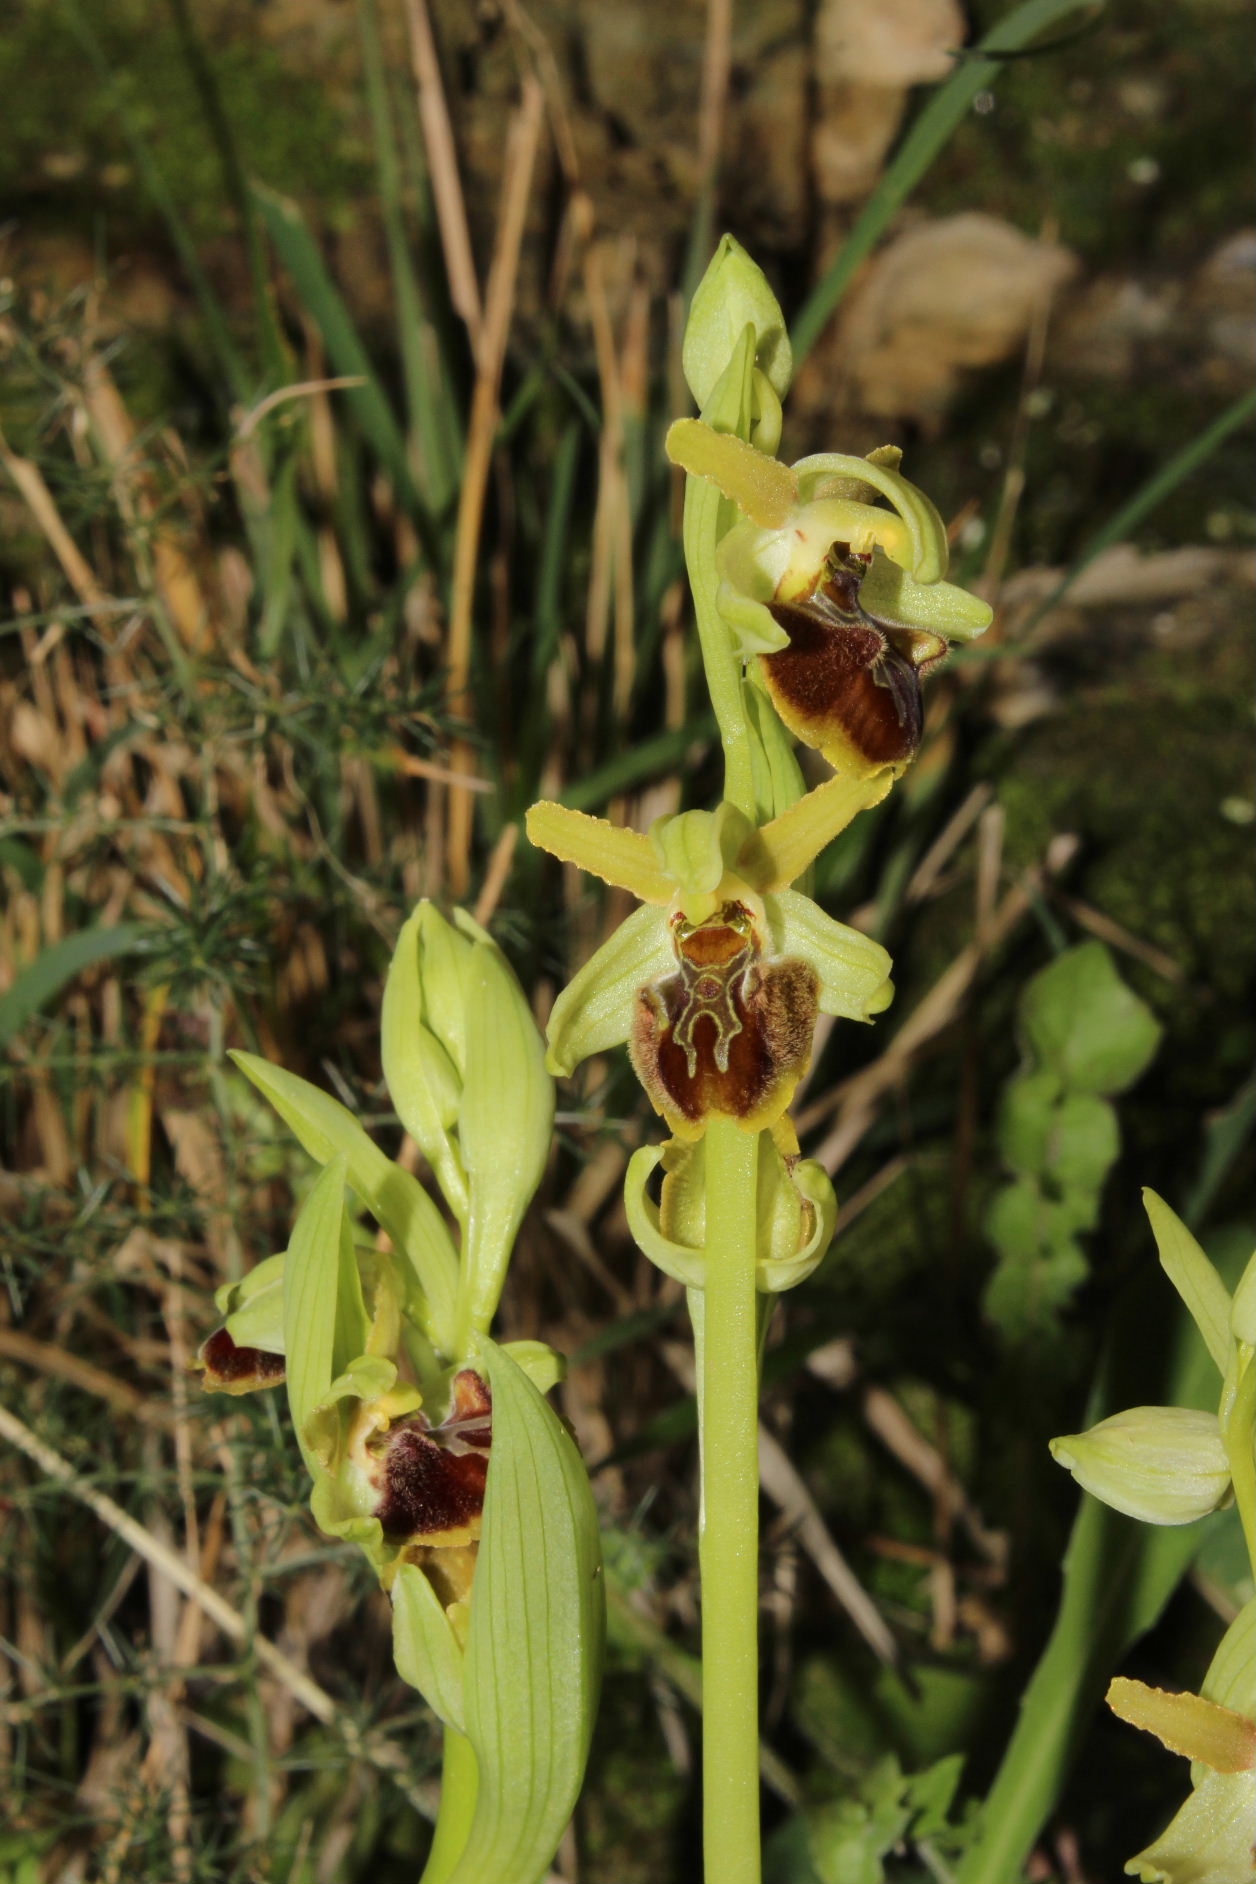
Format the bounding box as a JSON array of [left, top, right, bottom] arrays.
[[253, 183, 441, 565], [358, 0, 461, 517], [790, 0, 1105, 365], [0, 924, 147, 1051], [1020, 385, 1256, 633], [56, 0, 251, 402]]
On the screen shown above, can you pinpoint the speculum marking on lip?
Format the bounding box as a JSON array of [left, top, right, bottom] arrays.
[[629, 905, 819, 1136]]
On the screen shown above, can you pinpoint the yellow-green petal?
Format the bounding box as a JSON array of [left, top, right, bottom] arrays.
[[739, 771, 894, 890], [793, 452, 950, 582], [1107, 1678, 1256, 1772], [649, 802, 754, 900], [526, 800, 674, 903], [859, 551, 993, 643], [768, 887, 894, 1021], [665, 420, 797, 528], [544, 903, 673, 1078]]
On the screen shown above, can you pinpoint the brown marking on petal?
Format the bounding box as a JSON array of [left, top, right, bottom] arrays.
[[372, 1367, 493, 1546], [760, 544, 935, 771], [198, 1328, 286, 1395], [630, 911, 819, 1138], [375, 1430, 488, 1545]]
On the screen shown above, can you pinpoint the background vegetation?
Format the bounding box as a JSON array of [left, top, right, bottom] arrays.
[[1, 0, 1252, 1878]]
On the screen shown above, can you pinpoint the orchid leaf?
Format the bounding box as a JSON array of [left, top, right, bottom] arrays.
[[453, 910, 555, 1343], [446, 1340, 604, 1884], [1144, 1190, 1234, 1378], [231, 1050, 458, 1352], [283, 1157, 347, 1473], [392, 1561, 467, 1735], [382, 903, 470, 1222]]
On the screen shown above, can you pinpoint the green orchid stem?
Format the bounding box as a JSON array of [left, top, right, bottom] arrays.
[[698, 1116, 762, 1884], [682, 456, 757, 820], [1224, 1361, 1256, 1579], [419, 1725, 479, 1884]]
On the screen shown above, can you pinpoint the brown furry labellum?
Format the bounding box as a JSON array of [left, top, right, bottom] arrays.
[[760, 545, 949, 773], [372, 1367, 492, 1551], [197, 1327, 287, 1395], [629, 902, 818, 1141]]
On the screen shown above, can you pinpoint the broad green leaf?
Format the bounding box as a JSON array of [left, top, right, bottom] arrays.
[[1020, 942, 1162, 1096], [231, 1050, 458, 1353], [998, 1068, 1063, 1176], [983, 1180, 1089, 1340], [392, 1561, 467, 1735], [446, 1340, 604, 1884], [1144, 1190, 1233, 1378], [284, 1158, 347, 1471], [453, 911, 555, 1344], [0, 923, 146, 1048]]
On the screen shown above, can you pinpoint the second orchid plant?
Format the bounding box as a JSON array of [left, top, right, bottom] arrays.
[[527, 236, 992, 1884]]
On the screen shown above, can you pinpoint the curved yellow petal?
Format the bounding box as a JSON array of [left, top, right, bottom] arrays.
[[665, 419, 798, 528], [737, 771, 894, 891], [526, 801, 674, 904]]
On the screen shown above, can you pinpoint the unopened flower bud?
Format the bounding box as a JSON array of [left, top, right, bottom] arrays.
[[382, 902, 554, 1342], [1050, 1405, 1232, 1526], [683, 234, 792, 417]]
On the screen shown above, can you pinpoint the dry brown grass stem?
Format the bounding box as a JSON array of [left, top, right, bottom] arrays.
[[0, 1401, 338, 1724], [402, 0, 484, 352], [697, 0, 734, 190], [472, 819, 519, 926], [232, 376, 367, 443], [0, 419, 110, 609], [445, 75, 546, 896], [0, 1327, 160, 1423]]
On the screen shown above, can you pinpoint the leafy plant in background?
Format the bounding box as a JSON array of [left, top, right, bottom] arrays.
[[201, 903, 604, 1884], [984, 939, 1163, 1341]]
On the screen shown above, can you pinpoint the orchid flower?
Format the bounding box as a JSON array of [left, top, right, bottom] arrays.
[[666, 421, 993, 775], [526, 773, 893, 1143]]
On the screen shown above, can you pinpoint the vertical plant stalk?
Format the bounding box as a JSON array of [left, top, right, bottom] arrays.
[[699, 1115, 763, 1884], [682, 468, 757, 820]]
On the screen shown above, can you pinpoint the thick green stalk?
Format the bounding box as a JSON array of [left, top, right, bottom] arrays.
[[699, 1116, 762, 1884], [682, 471, 756, 818], [419, 1725, 478, 1884]]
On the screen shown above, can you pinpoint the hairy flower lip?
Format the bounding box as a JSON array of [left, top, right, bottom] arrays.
[[368, 1367, 493, 1547], [629, 902, 820, 1140], [760, 545, 953, 773]]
